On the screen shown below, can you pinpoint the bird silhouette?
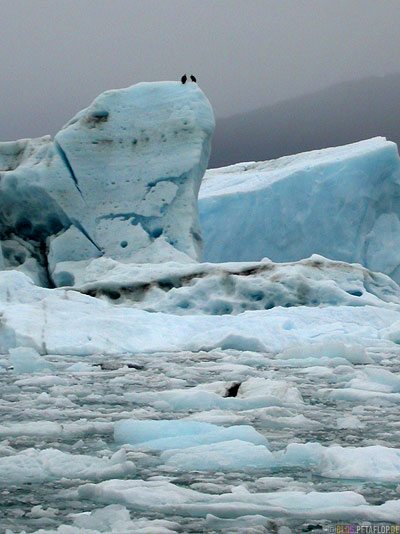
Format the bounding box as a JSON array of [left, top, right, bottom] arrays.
[[190, 75, 197, 82], [181, 74, 187, 84]]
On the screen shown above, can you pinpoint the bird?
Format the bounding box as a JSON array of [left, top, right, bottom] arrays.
[[190, 74, 197, 82], [181, 74, 187, 84]]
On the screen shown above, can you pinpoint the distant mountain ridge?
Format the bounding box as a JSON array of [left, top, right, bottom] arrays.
[[209, 73, 400, 168]]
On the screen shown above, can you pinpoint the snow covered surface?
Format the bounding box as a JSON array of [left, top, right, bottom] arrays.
[[0, 81, 214, 287], [199, 137, 400, 283]]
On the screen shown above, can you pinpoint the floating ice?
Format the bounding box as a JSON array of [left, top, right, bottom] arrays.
[[318, 445, 400, 482], [9, 347, 54, 374], [6, 505, 179, 534], [272, 442, 400, 482], [0, 270, 398, 356], [0, 81, 214, 286], [336, 415, 365, 429], [319, 366, 400, 403], [2, 115, 400, 532], [124, 378, 303, 412], [78, 478, 400, 521], [58, 254, 400, 313], [0, 447, 135, 485], [347, 367, 400, 393], [161, 439, 273, 471], [114, 419, 268, 450], [278, 342, 372, 364], [0, 420, 113, 440], [199, 137, 400, 284]]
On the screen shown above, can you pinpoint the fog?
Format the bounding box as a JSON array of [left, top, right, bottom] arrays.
[[1, 0, 400, 146]]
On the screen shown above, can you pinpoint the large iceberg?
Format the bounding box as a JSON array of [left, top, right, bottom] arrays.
[[0, 81, 214, 287], [199, 137, 400, 283]]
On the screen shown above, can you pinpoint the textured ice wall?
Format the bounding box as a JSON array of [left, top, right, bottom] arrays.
[[0, 81, 214, 287], [199, 138, 400, 283], [55, 81, 214, 263]]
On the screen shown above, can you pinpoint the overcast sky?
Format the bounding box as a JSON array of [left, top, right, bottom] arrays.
[[1, 0, 400, 141]]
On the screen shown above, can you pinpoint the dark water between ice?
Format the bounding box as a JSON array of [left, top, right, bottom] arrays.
[[1, 348, 399, 533]]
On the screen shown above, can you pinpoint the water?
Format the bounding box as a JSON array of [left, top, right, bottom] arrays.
[[1, 347, 399, 533]]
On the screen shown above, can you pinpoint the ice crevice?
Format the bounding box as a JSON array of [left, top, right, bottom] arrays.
[[53, 139, 83, 198]]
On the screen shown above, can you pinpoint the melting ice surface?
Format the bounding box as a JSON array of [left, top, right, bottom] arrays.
[[1, 82, 400, 533]]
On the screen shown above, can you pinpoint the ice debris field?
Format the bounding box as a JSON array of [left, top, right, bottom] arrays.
[[1, 81, 400, 533]]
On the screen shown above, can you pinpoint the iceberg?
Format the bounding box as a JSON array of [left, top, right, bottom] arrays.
[[0, 81, 214, 286], [199, 137, 400, 283]]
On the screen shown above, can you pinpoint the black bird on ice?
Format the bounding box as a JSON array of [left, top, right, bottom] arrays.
[[181, 74, 197, 84]]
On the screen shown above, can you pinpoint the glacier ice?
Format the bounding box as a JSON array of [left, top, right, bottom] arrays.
[[317, 444, 400, 482], [319, 365, 400, 404], [278, 342, 372, 364], [0, 81, 214, 286], [199, 137, 400, 283], [54, 82, 214, 264]]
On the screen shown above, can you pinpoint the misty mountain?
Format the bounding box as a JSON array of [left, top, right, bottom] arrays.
[[209, 73, 400, 168]]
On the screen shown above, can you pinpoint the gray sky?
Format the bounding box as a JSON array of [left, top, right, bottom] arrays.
[[1, 0, 400, 141]]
